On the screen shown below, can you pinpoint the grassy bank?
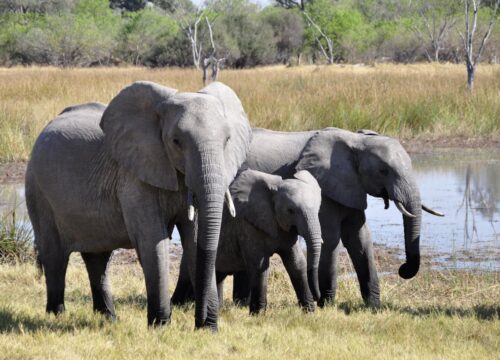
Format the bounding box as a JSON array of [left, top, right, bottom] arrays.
[[0, 257, 498, 359], [0, 64, 499, 161]]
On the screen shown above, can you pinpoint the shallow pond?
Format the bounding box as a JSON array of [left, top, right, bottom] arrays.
[[1, 149, 498, 270]]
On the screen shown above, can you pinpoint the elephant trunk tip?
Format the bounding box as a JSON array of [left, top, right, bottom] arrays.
[[398, 255, 420, 279]]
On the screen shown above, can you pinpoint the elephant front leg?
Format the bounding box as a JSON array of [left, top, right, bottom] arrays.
[[81, 251, 115, 321], [341, 211, 380, 308], [279, 245, 315, 312], [246, 257, 270, 315], [120, 186, 171, 327], [318, 204, 341, 307], [136, 238, 171, 326]]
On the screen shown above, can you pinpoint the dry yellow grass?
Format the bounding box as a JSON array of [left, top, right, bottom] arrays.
[[0, 63, 499, 161], [0, 256, 498, 359]]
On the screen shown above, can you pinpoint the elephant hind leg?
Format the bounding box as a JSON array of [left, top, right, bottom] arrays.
[[81, 251, 116, 320], [216, 271, 227, 309], [171, 252, 195, 306], [26, 180, 69, 314], [232, 271, 250, 306], [43, 239, 70, 315]]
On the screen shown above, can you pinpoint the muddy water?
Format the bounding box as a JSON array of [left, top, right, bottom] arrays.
[[1, 149, 498, 270]]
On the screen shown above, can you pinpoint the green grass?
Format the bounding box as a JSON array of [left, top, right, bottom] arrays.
[[0, 206, 33, 263], [0, 257, 498, 359], [0, 63, 499, 161]]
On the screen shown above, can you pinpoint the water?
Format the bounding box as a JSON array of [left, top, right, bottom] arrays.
[[1, 149, 498, 270], [366, 149, 499, 270]]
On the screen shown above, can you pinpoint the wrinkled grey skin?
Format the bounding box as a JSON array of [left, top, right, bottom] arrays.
[[25, 81, 251, 330], [174, 127, 436, 308], [215, 169, 322, 314]]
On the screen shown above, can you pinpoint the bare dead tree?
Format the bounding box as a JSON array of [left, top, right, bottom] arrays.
[[460, 0, 500, 90], [201, 17, 225, 85], [303, 11, 334, 64], [412, 2, 458, 62], [277, 0, 334, 64], [185, 15, 203, 69]]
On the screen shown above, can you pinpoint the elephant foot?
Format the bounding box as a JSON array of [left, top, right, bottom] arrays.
[[148, 311, 171, 327], [300, 301, 316, 313], [318, 295, 335, 308], [363, 296, 381, 310], [249, 305, 266, 316], [46, 303, 65, 315], [96, 310, 117, 322], [195, 319, 218, 333]]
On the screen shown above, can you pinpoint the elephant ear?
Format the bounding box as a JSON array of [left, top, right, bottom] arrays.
[[295, 129, 367, 210], [230, 169, 282, 238], [100, 81, 179, 191], [198, 82, 252, 182]]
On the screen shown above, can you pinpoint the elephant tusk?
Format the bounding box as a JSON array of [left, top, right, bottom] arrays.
[[187, 190, 195, 222], [225, 189, 236, 217], [422, 204, 445, 217], [384, 197, 390, 210], [395, 201, 416, 218]]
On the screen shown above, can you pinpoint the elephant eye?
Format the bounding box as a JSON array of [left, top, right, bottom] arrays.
[[287, 208, 295, 215], [224, 136, 231, 148], [379, 168, 389, 176], [173, 138, 182, 148]]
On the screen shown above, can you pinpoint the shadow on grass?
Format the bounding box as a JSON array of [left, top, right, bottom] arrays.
[[0, 307, 105, 334], [335, 302, 499, 320]]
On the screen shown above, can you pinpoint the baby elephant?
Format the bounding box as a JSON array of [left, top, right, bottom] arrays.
[[215, 169, 323, 314]]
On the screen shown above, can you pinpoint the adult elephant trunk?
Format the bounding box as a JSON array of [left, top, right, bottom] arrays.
[[192, 147, 226, 331], [302, 214, 322, 301], [392, 180, 422, 279]]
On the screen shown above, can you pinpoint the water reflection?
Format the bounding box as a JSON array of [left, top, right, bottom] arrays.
[[0, 149, 498, 270]]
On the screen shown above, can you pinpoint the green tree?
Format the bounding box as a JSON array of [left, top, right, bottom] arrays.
[[119, 8, 179, 65]]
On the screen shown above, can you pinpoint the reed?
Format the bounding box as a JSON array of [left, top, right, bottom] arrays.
[[0, 63, 498, 161]]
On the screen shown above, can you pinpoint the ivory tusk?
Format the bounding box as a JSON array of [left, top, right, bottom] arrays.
[[422, 204, 445, 217], [187, 190, 195, 221], [395, 201, 416, 218], [225, 189, 236, 217]]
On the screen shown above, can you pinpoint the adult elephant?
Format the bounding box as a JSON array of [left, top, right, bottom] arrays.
[[173, 127, 443, 307], [26, 81, 252, 331]]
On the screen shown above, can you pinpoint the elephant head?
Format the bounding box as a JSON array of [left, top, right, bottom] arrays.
[[231, 169, 323, 300], [100, 81, 252, 329], [296, 128, 443, 280]]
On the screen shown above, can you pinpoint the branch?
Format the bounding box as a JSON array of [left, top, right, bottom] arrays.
[[474, 0, 500, 65]]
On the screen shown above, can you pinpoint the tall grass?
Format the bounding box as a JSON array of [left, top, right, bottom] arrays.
[[0, 258, 498, 359], [0, 63, 499, 161], [0, 204, 33, 263]]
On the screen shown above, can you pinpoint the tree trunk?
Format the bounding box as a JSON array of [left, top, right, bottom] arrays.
[[467, 63, 475, 90]]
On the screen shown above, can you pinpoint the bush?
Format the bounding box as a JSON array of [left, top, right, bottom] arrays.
[[0, 207, 33, 264]]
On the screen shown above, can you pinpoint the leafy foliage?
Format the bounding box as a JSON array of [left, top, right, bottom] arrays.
[[0, 0, 498, 66]]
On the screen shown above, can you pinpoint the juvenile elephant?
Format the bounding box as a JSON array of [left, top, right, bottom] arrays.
[[215, 169, 322, 314], [26, 81, 252, 330], [173, 128, 443, 308]]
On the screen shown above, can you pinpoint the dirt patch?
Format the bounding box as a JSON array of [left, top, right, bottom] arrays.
[[402, 136, 500, 154], [0, 162, 26, 184]]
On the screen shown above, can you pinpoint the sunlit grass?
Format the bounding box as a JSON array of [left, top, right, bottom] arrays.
[[0, 63, 499, 161], [0, 257, 498, 359]]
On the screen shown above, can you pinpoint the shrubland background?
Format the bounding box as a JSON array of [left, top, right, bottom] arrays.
[[0, 0, 499, 67]]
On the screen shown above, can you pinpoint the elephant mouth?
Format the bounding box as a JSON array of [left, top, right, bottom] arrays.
[[186, 188, 236, 221], [375, 188, 444, 217]]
